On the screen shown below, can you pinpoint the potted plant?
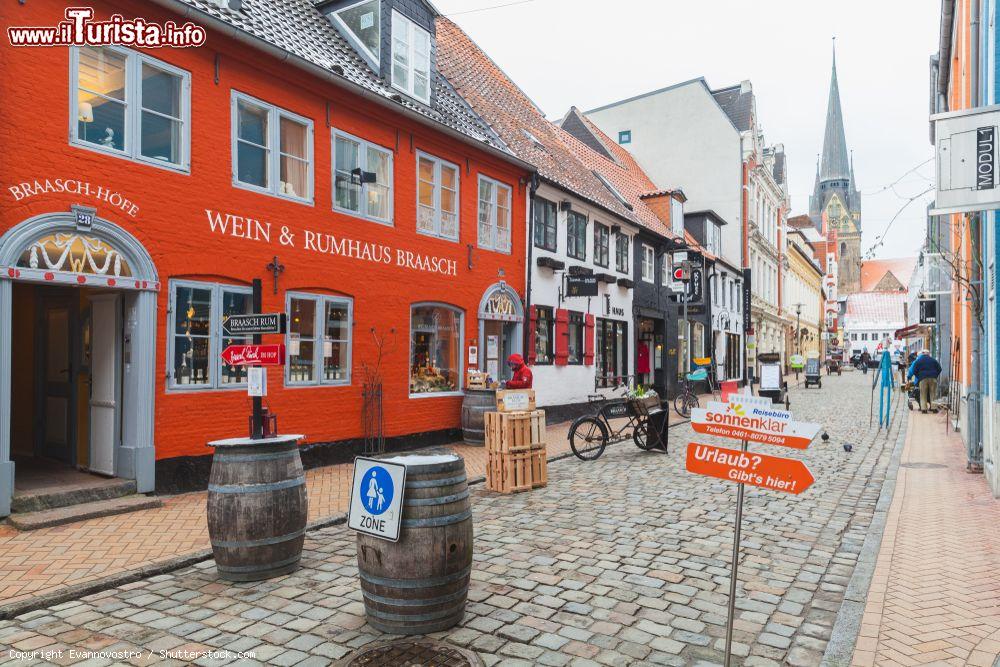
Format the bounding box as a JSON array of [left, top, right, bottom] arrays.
[[627, 385, 661, 414]]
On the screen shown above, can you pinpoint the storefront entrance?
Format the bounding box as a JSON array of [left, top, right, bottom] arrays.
[[11, 285, 122, 479], [0, 212, 158, 516], [477, 283, 523, 383], [637, 317, 665, 395]]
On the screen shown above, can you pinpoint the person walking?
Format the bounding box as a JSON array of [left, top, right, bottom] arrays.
[[860, 349, 871, 375], [907, 349, 943, 414]]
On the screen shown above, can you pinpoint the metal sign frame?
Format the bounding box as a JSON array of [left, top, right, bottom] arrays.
[[348, 457, 407, 542], [931, 103, 1000, 214]]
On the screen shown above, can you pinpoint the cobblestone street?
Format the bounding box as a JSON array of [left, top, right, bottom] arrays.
[[0, 371, 907, 666]]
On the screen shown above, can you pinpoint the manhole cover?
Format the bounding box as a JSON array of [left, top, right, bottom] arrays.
[[337, 639, 483, 667], [900, 462, 948, 469]]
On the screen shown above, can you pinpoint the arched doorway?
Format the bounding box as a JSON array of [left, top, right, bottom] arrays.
[[0, 211, 158, 516], [477, 282, 523, 383]]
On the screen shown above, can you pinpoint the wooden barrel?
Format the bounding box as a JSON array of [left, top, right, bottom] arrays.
[[460, 389, 495, 445], [356, 452, 473, 635], [206, 434, 308, 582]]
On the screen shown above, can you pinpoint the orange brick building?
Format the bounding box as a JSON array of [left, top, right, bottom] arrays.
[[0, 0, 531, 513]]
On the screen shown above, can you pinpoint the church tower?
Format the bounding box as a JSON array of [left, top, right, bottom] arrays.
[[809, 43, 862, 295]]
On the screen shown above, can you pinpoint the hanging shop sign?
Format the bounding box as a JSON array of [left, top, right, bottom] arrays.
[[686, 443, 814, 495], [566, 274, 599, 297], [919, 299, 938, 325], [220, 344, 286, 367], [222, 313, 286, 336], [742, 268, 752, 334], [348, 457, 406, 542]]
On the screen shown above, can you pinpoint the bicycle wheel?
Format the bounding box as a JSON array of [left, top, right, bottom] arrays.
[[674, 393, 699, 418], [569, 417, 608, 461], [633, 420, 656, 450]]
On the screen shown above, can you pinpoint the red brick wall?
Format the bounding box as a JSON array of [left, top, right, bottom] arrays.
[[1, 0, 529, 460]]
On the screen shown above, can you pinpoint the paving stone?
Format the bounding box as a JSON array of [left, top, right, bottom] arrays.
[[498, 624, 540, 643], [757, 632, 792, 649]]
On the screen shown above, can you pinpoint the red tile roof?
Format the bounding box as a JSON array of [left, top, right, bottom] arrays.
[[435, 18, 677, 241], [860, 257, 918, 292]]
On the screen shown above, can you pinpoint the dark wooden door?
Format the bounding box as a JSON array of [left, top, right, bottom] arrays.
[[36, 292, 77, 464]]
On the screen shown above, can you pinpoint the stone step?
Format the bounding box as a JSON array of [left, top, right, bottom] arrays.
[[11, 478, 137, 513], [7, 495, 163, 530]]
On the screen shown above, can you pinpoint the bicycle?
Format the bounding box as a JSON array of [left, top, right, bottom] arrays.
[[673, 367, 708, 418], [568, 388, 666, 461]]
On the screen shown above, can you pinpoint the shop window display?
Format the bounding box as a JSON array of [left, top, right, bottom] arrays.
[[534, 306, 553, 364], [287, 294, 353, 386], [410, 305, 463, 394], [168, 281, 252, 390]]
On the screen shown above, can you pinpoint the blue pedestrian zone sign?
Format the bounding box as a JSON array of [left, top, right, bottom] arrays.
[[348, 458, 406, 542]]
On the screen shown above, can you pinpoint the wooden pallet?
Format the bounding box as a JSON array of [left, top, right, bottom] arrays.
[[530, 450, 547, 489], [466, 371, 488, 390], [486, 451, 533, 494], [485, 410, 545, 453], [485, 410, 547, 493]]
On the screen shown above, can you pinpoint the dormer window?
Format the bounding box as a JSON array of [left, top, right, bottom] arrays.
[[391, 10, 431, 103], [333, 0, 381, 66], [670, 197, 684, 237]]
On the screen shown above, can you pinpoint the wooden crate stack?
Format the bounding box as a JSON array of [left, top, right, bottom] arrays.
[[485, 410, 547, 493]]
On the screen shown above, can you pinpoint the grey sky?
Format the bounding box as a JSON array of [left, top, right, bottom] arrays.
[[435, 0, 938, 260]]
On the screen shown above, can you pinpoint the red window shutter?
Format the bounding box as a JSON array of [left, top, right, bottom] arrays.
[[584, 314, 596, 366], [554, 308, 569, 366], [526, 306, 538, 364]]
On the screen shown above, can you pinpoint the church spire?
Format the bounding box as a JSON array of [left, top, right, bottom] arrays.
[[820, 38, 851, 183]]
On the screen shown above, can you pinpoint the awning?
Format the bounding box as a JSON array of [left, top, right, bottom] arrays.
[[894, 323, 930, 339]]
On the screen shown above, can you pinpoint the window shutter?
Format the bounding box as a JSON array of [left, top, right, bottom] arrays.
[[526, 306, 538, 365], [584, 314, 595, 366], [554, 308, 569, 366]]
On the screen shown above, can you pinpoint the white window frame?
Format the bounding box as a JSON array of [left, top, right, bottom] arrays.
[[166, 280, 253, 392], [670, 197, 684, 237], [641, 244, 655, 283], [391, 10, 432, 104], [231, 91, 314, 204], [706, 221, 722, 256], [332, 128, 395, 225], [285, 292, 354, 387], [617, 232, 631, 274], [70, 45, 191, 173], [409, 302, 465, 398], [661, 253, 670, 286], [332, 0, 381, 68], [478, 175, 512, 253], [416, 151, 460, 241]]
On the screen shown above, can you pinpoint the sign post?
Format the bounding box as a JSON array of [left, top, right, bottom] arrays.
[[685, 394, 821, 667], [725, 438, 747, 667], [251, 279, 263, 439]]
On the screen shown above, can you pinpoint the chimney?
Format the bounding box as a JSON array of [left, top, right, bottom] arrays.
[[739, 79, 752, 94]]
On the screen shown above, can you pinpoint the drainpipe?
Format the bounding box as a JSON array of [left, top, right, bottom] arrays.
[[524, 173, 539, 356], [969, 0, 984, 469], [972, 0, 981, 108]]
